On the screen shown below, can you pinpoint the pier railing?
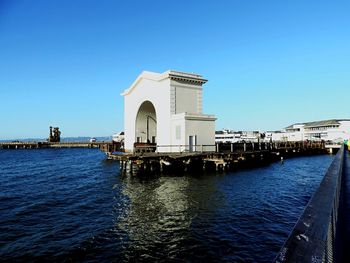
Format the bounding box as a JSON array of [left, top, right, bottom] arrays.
[[132, 141, 325, 154], [133, 144, 216, 153], [275, 145, 345, 262]]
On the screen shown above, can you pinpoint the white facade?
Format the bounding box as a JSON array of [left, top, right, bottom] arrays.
[[272, 124, 305, 141], [215, 130, 241, 143], [303, 120, 350, 142], [272, 120, 350, 142], [122, 70, 216, 153], [112, 131, 124, 143], [215, 130, 266, 143]]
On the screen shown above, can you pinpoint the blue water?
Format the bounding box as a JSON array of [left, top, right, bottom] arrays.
[[0, 149, 334, 262]]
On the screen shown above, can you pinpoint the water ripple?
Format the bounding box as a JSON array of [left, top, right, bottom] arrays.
[[0, 149, 333, 262]]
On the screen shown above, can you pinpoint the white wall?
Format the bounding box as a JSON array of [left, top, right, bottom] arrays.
[[174, 87, 201, 114], [171, 80, 203, 115], [326, 121, 350, 142], [170, 114, 186, 152], [185, 118, 216, 152], [339, 121, 350, 140]]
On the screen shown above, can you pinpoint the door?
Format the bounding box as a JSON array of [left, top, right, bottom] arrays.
[[189, 135, 196, 152]]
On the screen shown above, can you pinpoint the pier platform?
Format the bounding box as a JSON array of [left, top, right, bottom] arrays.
[[109, 141, 328, 175]]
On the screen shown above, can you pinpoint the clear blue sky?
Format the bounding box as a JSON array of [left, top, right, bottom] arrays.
[[1, 0, 349, 139]]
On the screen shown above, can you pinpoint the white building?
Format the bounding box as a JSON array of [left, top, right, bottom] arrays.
[[215, 129, 264, 143], [215, 130, 241, 143], [122, 70, 216, 153], [272, 119, 350, 142], [303, 119, 350, 142], [271, 124, 305, 141], [112, 131, 124, 143]]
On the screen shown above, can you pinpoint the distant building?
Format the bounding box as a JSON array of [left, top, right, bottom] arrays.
[[112, 131, 124, 143], [215, 129, 241, 143], [122, 70, 216, 153], [215, 129, 263, 143], [271, 124, 305, 141], [273, 119, 350, 142], [303, 119, 350, 142], [215, 119, 350, 144]]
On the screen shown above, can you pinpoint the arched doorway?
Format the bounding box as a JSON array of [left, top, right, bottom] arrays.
[[135, 101, 157, 144]]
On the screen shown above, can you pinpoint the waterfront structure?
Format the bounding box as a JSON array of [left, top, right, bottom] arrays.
[[112, 131, 124, 143], [113, 141, 327, 173], [303, 119, 350, 142], [215, 129, 262, 143], [122, 70, 216, 153], [216, 119, 350, 144], [215, 129, 240, 143], [272, 119, 350, 142], [271, 124, 305, 142], [49, 126, 61, 142]]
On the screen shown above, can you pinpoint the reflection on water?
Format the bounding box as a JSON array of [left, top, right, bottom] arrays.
[[0, 149, 334, 262], [118, 174, 222, 261], [113, 155, 334, 262]]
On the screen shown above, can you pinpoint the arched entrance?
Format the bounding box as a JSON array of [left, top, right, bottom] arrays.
[[135, 101, 157, 144]]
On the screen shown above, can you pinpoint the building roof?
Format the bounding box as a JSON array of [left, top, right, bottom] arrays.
[[286, 119, 350, 129], [121, 70, 207, 96], [285, 123, 303, 129], [303, 119, 341, 128]]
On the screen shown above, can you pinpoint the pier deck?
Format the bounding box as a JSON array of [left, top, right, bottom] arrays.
[[110, 142, 328, 174]]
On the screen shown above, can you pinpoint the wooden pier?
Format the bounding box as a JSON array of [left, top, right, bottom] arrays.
[[1, 140, 334, 175], [109, 141, 329, 175]]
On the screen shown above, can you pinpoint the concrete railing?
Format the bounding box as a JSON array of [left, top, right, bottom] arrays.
[[275, 145, 345, 262]]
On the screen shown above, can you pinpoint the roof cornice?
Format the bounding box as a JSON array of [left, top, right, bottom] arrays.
[[169, 71, 207, 84], [121, 70, 207, 96]]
